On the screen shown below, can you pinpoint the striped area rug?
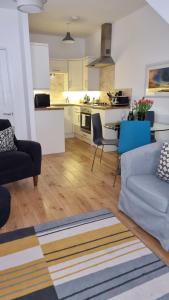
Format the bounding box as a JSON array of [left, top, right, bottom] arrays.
[[0, 209, 169, 300]]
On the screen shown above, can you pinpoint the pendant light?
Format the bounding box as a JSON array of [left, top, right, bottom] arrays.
[[62, 23, 75, 44], [14, 0, 47, 14]]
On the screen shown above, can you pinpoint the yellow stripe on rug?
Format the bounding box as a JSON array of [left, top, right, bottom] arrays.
[[0, 235, 39, 256]]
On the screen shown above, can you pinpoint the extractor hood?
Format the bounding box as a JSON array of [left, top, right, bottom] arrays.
[[88, 23, 115, 68]]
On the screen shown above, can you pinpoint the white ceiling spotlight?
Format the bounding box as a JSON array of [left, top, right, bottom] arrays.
[[15, 0, 47, 14], [71, 16, 80, 22], [62, 23, 75, 44]]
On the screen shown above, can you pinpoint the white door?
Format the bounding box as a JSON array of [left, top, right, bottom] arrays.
[[0, 49, 14, 124]]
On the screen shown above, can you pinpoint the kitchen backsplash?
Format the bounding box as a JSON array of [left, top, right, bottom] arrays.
[[50, 73, 68, 104], [35, 65, 132, 104], [100, 65, 115, 92]]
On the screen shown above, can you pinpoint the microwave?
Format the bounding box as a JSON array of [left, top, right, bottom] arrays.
[[34, 94, 50, 108], [112, 96, 130, 106]]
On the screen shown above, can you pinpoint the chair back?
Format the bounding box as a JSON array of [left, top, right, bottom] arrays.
[[0, 119, 11, 131], [118, 120, 151, 154], [145, 111, 154, 127], [91, 113, 103, 145]]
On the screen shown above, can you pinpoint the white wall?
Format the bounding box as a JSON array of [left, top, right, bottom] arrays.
[[0, 8, 35, 139], [111, 5, 169, 121], [85, 29, 101, 58], [30, 33, 85, 59]]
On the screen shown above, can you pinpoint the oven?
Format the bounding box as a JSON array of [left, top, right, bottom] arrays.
[[80, 107, 91, 133]]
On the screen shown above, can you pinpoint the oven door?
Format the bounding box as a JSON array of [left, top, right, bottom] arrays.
[[80, 112, 91, 133]]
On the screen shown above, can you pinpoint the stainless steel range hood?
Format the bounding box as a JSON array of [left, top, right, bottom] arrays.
[[88, 23, 115, 68]]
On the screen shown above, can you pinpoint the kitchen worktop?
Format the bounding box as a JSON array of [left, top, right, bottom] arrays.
[[35, 106, 64, 111], [50, 103, 129, 110]]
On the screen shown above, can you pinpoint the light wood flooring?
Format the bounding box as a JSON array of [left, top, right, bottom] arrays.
[[1, 138, 169, 265]]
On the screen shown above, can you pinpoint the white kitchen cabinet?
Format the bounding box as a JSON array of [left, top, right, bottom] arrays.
[[31, 43, 50, 89], [77, 130, 91, 144], [83, 57, 100, 91], [68, 60, 83, 91], [49, 59, 68, 73], [73, 106, 81, 137], [35, 109, 65, 155], [64, 106, 74, 138]]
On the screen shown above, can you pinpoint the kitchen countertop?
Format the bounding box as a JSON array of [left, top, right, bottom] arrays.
[[50, 104, 129, 110], [35, 106, 64, 111]]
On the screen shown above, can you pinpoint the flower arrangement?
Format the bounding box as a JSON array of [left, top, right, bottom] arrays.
[[133, 97, 154, 114]]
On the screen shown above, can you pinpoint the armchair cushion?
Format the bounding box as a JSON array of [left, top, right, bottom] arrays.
[[0, 119, 18, 145], [156, 142, 169, 183], [127, 174, 169, 213], [0, 127, 17, 152]]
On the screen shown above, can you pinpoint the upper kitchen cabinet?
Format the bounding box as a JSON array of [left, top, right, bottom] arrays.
[[83, 57, 100, 91], [31, 43, 50, 89], [68, 60, 83, 91], [49, 59, 68, 73]]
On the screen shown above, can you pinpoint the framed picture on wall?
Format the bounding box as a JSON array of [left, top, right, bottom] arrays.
[[145, 62, 169, 96]]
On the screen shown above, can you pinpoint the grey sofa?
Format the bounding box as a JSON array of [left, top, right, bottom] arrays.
[[118, 141, 169, 251]]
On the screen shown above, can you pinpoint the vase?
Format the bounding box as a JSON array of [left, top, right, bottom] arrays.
[[137, 112, 145, 121]]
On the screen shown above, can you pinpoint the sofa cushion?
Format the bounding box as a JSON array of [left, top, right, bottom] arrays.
[[0, 151, 32, 172], [127, 174, 169, 213], [156, 142, 169, 183]]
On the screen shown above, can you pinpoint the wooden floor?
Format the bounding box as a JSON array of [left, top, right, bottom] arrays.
[[1, 138, 169, 265]]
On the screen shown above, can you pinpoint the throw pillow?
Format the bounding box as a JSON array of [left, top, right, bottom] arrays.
[[156, 142, 169, 183], [0, 127, 17, 152]]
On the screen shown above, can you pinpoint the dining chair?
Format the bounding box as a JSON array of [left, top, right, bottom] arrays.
[[145, 110, 154, 126], [113, 120, 151, 186], [145, 111, 156, 142], [91, 113, 118, 171]]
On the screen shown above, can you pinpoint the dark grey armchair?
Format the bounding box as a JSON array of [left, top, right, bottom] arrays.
[[0, 119, 42, 186]]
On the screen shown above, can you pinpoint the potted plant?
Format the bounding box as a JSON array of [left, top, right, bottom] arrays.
[[132, 97, 154, 120]]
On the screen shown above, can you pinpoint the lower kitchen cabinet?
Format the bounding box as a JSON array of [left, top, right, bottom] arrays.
[[73, 106, 81, 137], [64, 105, 129, 150], [64, 107, 74, 138], [77, 130, 91, 144], [35, 109, 65, 155]]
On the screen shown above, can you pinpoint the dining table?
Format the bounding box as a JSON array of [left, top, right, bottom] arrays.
[[104, 121, 169, 142], [104, 121, 169, 132]]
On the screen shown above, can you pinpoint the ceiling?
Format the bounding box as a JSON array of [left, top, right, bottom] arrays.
[[0, 0, 146, 37], [29, 0, 146, 37], [0, 0, 16, 9]]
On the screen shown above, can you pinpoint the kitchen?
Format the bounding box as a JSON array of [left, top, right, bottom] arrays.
[[31, 23, 131, 154]]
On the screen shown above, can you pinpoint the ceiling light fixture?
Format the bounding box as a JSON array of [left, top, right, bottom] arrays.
[[14, 0, 47, 14], [71, 16, 80, 21], [62, 23, 75, 44]]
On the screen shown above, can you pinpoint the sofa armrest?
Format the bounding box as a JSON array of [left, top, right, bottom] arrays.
[[121, 141, 163, 187], [17, 140, 42, 175]]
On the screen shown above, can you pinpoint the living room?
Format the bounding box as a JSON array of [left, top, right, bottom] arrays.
[[1, 0, 169, 299]]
